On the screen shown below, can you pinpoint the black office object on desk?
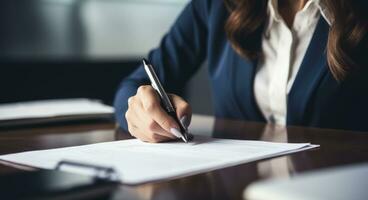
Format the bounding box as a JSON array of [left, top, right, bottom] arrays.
[[0, 161, 118, 200]]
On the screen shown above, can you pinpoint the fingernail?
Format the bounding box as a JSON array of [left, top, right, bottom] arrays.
[[170, 128, 182, 138], [180, 115, 190, 129]]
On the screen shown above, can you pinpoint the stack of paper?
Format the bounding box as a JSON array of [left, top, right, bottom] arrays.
[[0, 137, 318, 184], [0, 99, 114, 126]]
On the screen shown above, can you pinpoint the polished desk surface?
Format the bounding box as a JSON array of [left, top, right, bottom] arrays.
[[0, 115, 367, 200]]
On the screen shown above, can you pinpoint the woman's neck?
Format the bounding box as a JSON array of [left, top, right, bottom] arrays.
[[278, 0, 309, 28]]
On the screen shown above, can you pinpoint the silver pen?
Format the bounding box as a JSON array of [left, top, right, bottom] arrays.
[[142, 59, 189, 143]]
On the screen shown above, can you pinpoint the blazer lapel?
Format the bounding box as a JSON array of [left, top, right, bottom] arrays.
[[232, 51, 265, 122], [287, 17, 330, 125]]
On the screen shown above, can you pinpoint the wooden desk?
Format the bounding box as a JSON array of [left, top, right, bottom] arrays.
[[0, 115, 367, 200]]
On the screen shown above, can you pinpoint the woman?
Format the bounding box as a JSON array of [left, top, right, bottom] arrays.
[[114, 0, 368, 142]]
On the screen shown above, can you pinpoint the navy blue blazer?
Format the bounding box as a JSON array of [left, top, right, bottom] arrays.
[[114, 0, 368, 131]]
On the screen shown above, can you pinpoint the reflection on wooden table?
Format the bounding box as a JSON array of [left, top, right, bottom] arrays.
[[0, 115, 367, 200]]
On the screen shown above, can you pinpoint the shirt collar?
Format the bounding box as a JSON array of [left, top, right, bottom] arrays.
[[267, 0, 332, 28]]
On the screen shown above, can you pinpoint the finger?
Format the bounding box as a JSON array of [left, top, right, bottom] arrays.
[[126, 111, 165, 143], [127, 120, 149, 141], [149, 133, 173, 143], [169, 94, 192, 128], [126, 98, 150, 140], [127, 96, 149, 130], [130, 124, 172, 143], [126, 110, 143, 138], [137, 86, 181, 135], [132, 99, 176, 139], [128, 95, 175, 140]]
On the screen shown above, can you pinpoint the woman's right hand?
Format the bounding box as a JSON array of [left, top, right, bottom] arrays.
[[125, 85, 192, 143]]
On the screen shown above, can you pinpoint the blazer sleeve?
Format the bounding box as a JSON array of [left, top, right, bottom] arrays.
[[114, 0, 210, 130]]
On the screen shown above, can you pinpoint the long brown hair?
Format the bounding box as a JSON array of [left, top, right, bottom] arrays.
[[224, 0, 368, 81]]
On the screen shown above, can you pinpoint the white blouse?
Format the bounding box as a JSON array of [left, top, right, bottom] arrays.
[[254, 0, 331, 125]]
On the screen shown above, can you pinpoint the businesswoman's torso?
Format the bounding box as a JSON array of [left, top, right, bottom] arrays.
[[114, 0, 368, 131]]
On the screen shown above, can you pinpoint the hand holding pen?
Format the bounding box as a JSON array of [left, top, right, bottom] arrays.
[[125, 59, 191, 143]]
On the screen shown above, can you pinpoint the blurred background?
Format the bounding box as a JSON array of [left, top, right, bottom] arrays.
[[0, 0, 213, 115]]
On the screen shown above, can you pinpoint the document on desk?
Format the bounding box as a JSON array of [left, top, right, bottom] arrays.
[[0, 99, 113, 126], [0, 137, 318, 184]]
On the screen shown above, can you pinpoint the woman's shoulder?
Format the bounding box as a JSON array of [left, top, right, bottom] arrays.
[[187, 0, 229, 30], [191, 0, 225, 9], [190, 0, 228, 18]]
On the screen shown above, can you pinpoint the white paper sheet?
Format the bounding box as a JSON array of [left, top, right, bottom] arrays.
[[0, 137, 318, 184], [0, 99, 113, 125]]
